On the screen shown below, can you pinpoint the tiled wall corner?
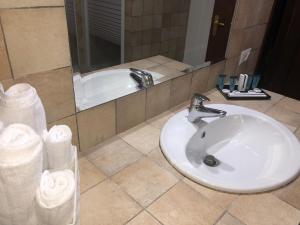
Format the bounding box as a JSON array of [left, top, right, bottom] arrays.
[[225, 0, 275, 75], [0, 7, 70, 78], [207, 61, 225, 90], [77, 101, 116, 152], [0, 0, 64, 9], [2, 67, 76, 123], [48, 115, 79, 148], [0, 4, 76, 147], [0, 23, 11, 80], [170, 73, 192, 107], [146, 80, 171, 119], [116, 90, 146, 133], [191, 66, 210, 96]]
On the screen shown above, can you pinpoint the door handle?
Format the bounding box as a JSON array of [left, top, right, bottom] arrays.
[[212, 15, 225, 36]]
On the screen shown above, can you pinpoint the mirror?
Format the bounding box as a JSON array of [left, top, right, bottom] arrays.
[[65, 0, 234, 111]]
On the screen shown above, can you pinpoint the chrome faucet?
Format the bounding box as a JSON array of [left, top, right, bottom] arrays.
[[187, 93, 226, 123], [129, 68, 154, 88]]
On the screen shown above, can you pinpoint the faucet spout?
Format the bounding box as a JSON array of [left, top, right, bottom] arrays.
[[187, 93, 227, 123], [129, 68, 154, 88]]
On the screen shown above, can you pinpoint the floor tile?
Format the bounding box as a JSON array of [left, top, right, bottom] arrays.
[[147, 182, 224, 225], [146, 110, 174, 129], [87, 137, 143, 176], [79, 158, 106, 193], [273, 176, 300, 210], [112, 158, 178, 207], [183, 178, 238, 209], [119, 124, 161, 154], [229, 193, 300, 225], [147, 147, 183, 179], [80, 180, 141, 225], [126, 211, 160, 225], [215, 213, 245, 225]]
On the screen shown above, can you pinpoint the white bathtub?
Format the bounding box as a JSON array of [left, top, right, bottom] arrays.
[[73, 69, 164, 111]]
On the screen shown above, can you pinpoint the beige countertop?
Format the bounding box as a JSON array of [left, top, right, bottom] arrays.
[[79, 88, 300, 225]]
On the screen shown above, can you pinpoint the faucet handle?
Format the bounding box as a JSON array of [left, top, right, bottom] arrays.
[[190, 93, 210, 109]]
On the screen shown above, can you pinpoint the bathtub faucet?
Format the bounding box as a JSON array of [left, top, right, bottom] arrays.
[[129, 68, 154, 88], [187, 93, 227, 123]]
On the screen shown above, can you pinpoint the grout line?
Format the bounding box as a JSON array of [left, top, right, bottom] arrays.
[[0, 19, 14, 79], [79, 177, 107, 195], [0, 5, 65, 10], [213, 210, 227, 225]]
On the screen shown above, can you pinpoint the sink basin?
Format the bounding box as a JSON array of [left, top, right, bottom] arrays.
[[160, 104, 300, 193]]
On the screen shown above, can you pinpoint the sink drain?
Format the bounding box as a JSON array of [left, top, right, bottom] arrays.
[[203, 155, 220, 167]]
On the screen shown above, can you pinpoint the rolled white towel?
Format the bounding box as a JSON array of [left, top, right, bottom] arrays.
[[0, 83, 47, 135], [0, 120, 4, 133], [0, 124, 43, 225], [36, 170, 75, 225], [45, 125, 74, 170]]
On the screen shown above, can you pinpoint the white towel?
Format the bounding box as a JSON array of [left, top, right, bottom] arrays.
[[36, 170, 75, 225], [0, 83, 47, 135], [45, 125, 75, 170], [0, 120, 4, 133], [0, 124, 43, 225]]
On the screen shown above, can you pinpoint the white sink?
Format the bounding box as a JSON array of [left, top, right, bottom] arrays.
[[160, 104, 300, 193]]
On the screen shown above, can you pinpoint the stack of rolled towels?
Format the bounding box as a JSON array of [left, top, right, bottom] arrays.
[[0, 83, 80, 225]]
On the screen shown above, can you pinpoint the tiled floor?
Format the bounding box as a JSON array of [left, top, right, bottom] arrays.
[[79, 89, 300, 225]]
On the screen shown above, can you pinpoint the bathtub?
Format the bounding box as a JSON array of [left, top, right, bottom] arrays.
[[73, 69, 165, 111]]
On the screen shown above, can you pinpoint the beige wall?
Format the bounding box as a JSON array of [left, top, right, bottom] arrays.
[[0, 2, 79, 147], [0, 0, 275, 152], [224, 0, 274, 75]]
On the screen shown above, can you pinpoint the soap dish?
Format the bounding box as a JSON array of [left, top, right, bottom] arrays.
[[216, 85, 271, 100]]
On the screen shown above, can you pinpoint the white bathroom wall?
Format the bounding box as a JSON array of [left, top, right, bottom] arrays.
[[183, 0, 215, 66]]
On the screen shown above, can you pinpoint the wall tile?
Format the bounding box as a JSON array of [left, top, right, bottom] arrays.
[[224, 57, 239, 75], [0, 8, 70, 78], [48, 114, 79, 149], [226, 29, 244, 58], [3, 67, 75, 123], [191, 66, 210, 95], [77, 101, 116, 152], [117, 90, 146, 133], [245, 49, 260, 73], [232, 0, 256, 29], [207, 61, 225, 90], [146, 81, 171, 119], [170, 74, 192, 107], [256, 0, 275, 25], [0, 0, 64, 8], [242, 24, 267, 50], [131, 0, 143, 16], [0, 22, 11, 81]]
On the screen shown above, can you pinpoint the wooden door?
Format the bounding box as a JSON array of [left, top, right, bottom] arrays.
[[205, 0, 236, 64], [259, 0, 300, 100]]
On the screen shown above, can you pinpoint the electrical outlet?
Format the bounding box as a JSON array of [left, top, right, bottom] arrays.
[[239, 48, 252, 65]]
